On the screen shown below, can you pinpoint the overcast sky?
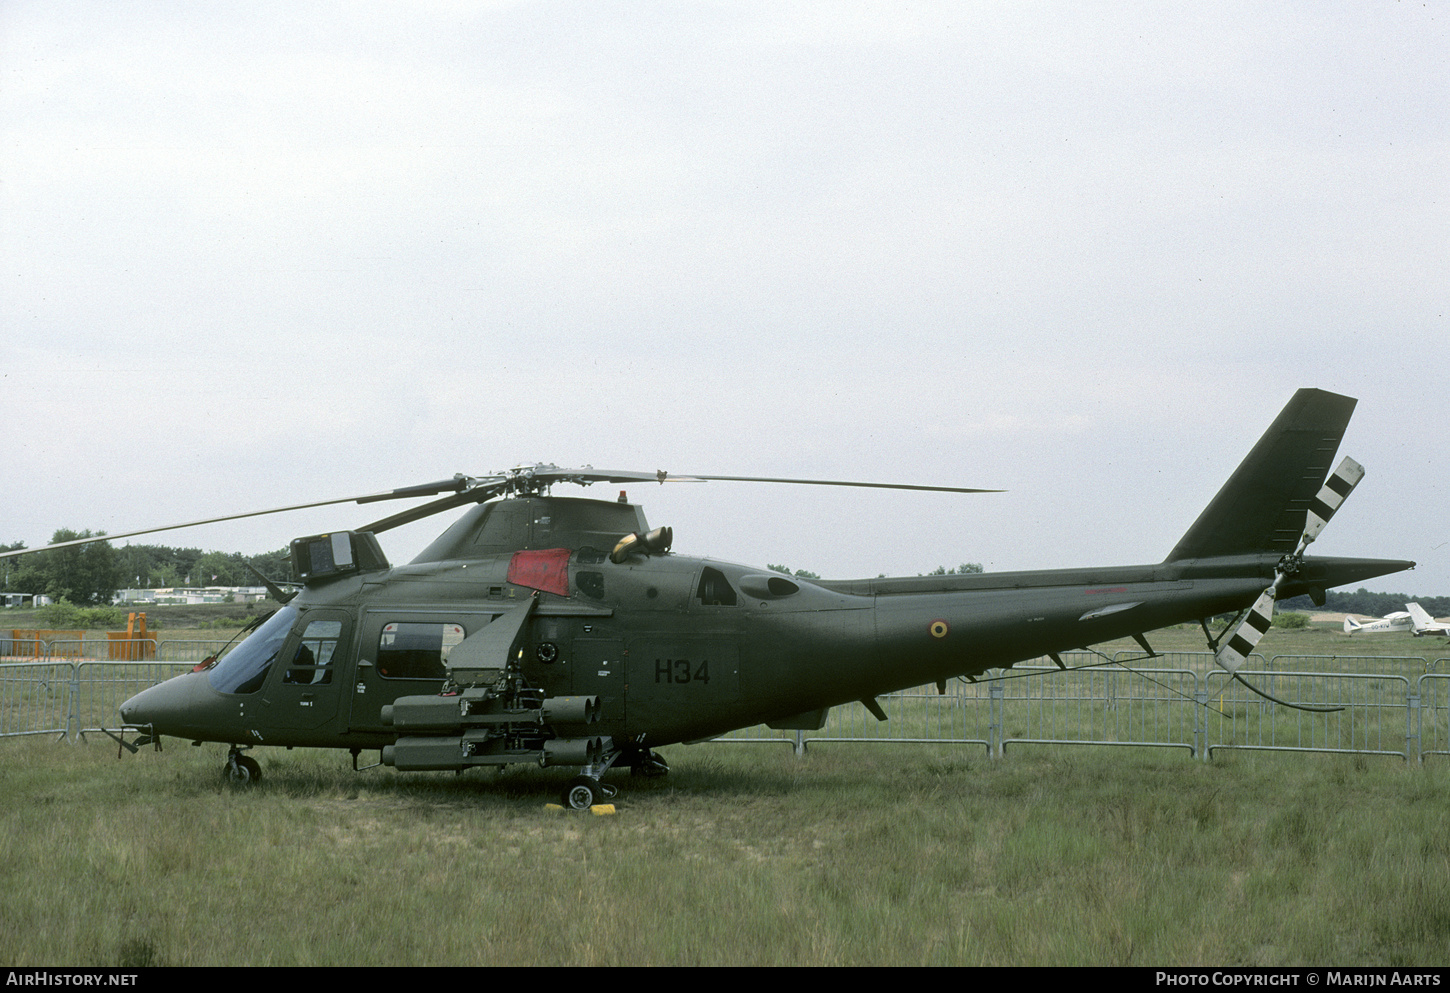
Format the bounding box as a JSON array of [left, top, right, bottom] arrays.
[[3, 1, 1446, 596]]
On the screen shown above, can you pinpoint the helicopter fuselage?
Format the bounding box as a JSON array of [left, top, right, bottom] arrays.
[[119, 494, 1407, 757], [93, 389, 1421, 805]]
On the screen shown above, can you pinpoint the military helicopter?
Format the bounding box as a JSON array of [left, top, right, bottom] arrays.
[[3, 388, 1414, 808]]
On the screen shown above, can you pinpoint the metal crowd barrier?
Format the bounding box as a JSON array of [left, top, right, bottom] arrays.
[[2, 646, 1447, 763], [70, 660, 198, 738], [0, 661, 72, 740], [0, 639, 225, 740], [1, 638, 236, 664], [1419, 671, 1450, 761], [720, 650, 1447, 763]]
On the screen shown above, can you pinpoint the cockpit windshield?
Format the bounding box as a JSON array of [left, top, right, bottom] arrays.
[[207, 605, 298, 694]]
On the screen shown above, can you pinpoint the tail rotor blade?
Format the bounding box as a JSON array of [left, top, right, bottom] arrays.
[[1303, 456, 1364, 545], [1217, 458, 1365, 674], [1215, 588, 1276, 672]]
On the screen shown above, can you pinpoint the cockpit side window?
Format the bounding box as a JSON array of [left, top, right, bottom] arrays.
[[696, 567, 737, 606], [283, 619, 344, 684]]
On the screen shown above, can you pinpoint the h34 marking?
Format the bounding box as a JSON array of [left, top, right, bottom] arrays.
[[655, 658, 711, 685]]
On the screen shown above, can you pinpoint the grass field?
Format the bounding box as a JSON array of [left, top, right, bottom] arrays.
[[2, 730, 1448, 966], [2, 618, 1448, 967]]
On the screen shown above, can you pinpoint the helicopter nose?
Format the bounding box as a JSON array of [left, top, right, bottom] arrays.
[[120, 672, 209, 735], [119, 692, 148, 725]]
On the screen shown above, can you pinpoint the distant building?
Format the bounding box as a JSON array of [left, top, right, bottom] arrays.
[[113, 586, 269, 605], [2, 593, 50, 608]]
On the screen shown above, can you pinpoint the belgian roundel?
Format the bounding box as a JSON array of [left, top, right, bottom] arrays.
[[929, 619, 949, 639]]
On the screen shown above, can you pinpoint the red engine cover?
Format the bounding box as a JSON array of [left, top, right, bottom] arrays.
[[506, 548, 571, 597]]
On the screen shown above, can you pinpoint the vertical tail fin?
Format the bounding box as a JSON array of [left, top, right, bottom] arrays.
[[1166, 389, 1357, 562]]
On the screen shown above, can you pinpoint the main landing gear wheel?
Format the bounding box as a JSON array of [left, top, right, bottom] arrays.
[[224, 753, 261, 786], [562, 775, 618, 810]]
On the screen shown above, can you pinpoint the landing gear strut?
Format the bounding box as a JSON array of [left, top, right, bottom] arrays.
[[627, 747, 670, 778]]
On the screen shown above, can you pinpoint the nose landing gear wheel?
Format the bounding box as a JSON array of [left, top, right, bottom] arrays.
[[224, 753, 262, 785]]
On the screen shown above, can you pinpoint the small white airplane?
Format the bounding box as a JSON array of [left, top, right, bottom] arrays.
[[1343, 603, 1450, 637], [1406, 603, 1450, 637]]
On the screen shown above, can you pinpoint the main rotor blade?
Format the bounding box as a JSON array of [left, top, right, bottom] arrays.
[[494, 466, 999, 493], [0, 480, 481, 560], [675, 474, 1002, 494], [360, 486, 501, 534], [4, 466, 1000, 560], [355, 476, 475, 504]]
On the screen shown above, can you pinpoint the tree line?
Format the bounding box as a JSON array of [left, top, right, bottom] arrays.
[[2, 530, 290, 607], [1278, 589, 1450, 619]]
